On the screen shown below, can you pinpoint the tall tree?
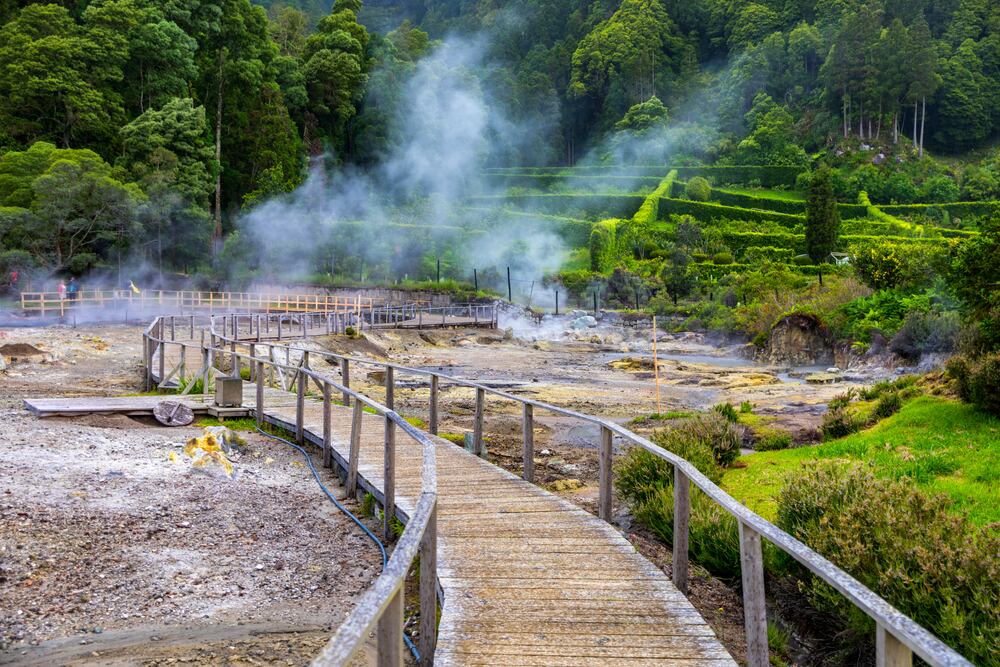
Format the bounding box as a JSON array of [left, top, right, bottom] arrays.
[[907, 13, 942, 155], [805, 166, 840, 285]]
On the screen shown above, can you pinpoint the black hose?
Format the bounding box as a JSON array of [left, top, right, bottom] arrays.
[[254, 426, 421, 661]]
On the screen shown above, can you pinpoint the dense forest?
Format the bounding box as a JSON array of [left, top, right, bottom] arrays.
[[0, 0, 998, 280]]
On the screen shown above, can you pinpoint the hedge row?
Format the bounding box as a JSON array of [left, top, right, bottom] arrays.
[[461, 206, 595, 246], [466, 194, 645, 220], [488, 173, 664, 191], [719, 231, 955, 258], [659, 197, 806, 228], [633, 169, 679, 225], [484, 165, 671, 177], [671, 165, 804, 187], [879, 200, 1000, 222]]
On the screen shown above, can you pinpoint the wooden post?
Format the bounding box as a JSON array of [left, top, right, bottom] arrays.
[[202, 347, 211, 396], [322, 383, 333, 469], [296, 369, 305, 444], [341, 359, 351, 406], [157, 320, 165, 383], [383, 415, 395, 539], [429, 375, 439, 435], [739, 522, 769, 667], [277, 317, 282, 340], [247, 343, 255, 382], [347, 399, 363, 495], [190, 315, 194, 339], [522, 403, 534, 482], [385, 366, 394, 410], [170, 316, 176, 341], [652, 315, 661, 415], [598, 425, 613, 521], [419, 500, 438, 666], [673, 468, 690, 594], [473, 387, 485, 456], [376, 587, 403, 667], [877, 625, 913, 667], [179, 345, 186, 384], [256, 361, 265, 427], [143, 336, 152, 391]]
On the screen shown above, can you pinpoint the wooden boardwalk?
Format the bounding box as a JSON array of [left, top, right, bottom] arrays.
[[268, 398, 734, 665], [27, 342, 735, 666]]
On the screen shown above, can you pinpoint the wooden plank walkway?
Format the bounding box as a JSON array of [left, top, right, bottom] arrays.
[[28, 351, 735, 666], [369, 315, 492, 330]]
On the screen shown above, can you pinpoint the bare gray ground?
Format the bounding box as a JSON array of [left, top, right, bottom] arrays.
[[0, 325, 380, 666]]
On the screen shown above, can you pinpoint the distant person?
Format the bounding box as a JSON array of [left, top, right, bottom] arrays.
[[67, 277, 79, 302], [57, 280, 66, 301], [9, 270, 18, 294]]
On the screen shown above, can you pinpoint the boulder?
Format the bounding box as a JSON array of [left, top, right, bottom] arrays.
[[765, 313, 834, 366]]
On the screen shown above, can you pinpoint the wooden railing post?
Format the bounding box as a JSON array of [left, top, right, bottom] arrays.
[[347, 399, 363, 496], [429, 375, 439, 435], [170, 316, 176, 341], [419, 498, 438, 666], [385, 366, 394, 410], [157, 319, 165, 383], [877, 625, 913, 667], [341, 359, 351, 406], [296, 369, 305, 444], [739, 522, 769, 667], [383, 414, 395, 540], [256, 361, 265, 427], [522, 403, 534, 482], [322, 383, 333, 469], [179, 345, 186, 384], [673, 468, 690, 594], [202, 346, 211, 396], [598, 425, 613, 521], [473, 387, 485, 456], [376, 587, 403, 667]]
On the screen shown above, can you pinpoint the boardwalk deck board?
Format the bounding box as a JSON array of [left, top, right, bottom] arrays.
[[26, 343, 735, 667]]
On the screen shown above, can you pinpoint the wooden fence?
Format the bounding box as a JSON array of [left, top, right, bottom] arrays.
[[19, 289, 374, 316], [141, 313, 974, 667]]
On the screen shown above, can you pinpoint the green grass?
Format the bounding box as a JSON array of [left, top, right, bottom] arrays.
[[715, 185, 805, 201], [722, 397, 1000, 525]]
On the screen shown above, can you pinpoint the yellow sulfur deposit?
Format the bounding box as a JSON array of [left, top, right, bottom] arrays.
[[181, 429, 236, 478]]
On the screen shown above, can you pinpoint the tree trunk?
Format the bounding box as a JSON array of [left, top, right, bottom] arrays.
[[818, 266, 823, 287], [893, 112, 898, 144], [843, 89, 848, 138], [913, 101, 918, 151], [213, 51, 225, 252], [919, 96, 926, 158]]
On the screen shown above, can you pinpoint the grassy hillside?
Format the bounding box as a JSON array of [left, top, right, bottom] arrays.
[[722, 397, 1000, 526]]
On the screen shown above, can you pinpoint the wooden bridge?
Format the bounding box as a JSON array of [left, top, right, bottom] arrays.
[[21, 313, 973, 667]]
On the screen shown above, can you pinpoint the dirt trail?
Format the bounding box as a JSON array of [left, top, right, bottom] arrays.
[[0, 324, 380, 665]]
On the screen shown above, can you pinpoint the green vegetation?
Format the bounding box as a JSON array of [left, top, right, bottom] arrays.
[[722, 397, 1000, 526]]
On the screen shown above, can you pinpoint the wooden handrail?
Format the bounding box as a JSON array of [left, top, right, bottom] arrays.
[[195, 311, 972, 667], [19, 290, 375, 315]]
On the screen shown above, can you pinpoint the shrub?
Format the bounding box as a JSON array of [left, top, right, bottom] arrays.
[[889, 310, 961, 360], [712, 251, 734, 265], [685, 176, 712, 201], [712, 402, 739, 423], [776, 464, 999, 664], [828, 388, 857, 411], [755, 429, 792, 451], [872, 391, 902, 420], [947, 352, 1000, 416], [740, 401, 753, 414], [821, 406, 865, 440]]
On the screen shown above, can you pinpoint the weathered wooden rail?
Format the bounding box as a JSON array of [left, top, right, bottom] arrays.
[[138, 313, 972, 667], [18, 289, 373, 316]]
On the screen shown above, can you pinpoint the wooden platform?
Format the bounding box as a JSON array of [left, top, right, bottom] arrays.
[[27, 358, 735, 666], [370, 315, 493, 330]]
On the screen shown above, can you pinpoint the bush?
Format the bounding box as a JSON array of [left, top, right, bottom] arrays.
[[712, 402, 739, 423], [776, 464, 999, 664], [821, 406, 865, 440], [685, 176, 712, 201], [755, 428, 792, 451], [947, 352, 1000, 416], [889, 310, 961, 360], [872, 391, 902, 420], [712, 251, 734, 265]]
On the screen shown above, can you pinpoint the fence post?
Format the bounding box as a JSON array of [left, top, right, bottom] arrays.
[[385, 366, 394, 410], [429, 375, 439, 435], [347, 399, 363, 496], [598, 425, 613, 521], [296, 369, 305, 444], [673, 468, 690, 594], [179, 345, 186, 385], [419, 499, 438, 666], [157, 319, 165, 383], [341, 359, 351, 406], [473, 388, 485, 456], [376, 587, 403, 667], [383, 415, 395, 540], [202, 346, 210, 396], [876, 625, 913, 667], [170, 316, 176, 341], [517, 403, 534, 482], [256, 361, 265, 427], [322, 383, 333, 469], [739, 522, 769, 667]]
